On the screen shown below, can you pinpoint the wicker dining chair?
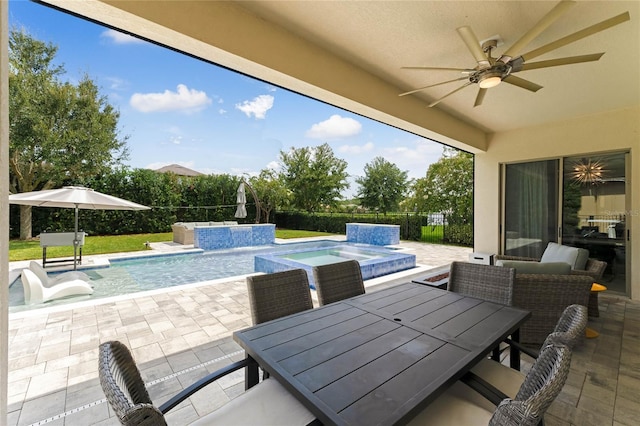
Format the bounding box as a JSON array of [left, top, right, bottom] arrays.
[[246, 269, 314, 325], [447, 261, 516, 306], [312, 259, 365, 306], [406, 342, 572, 426], [447, 262, 516, 360], [98, 340, 317, 426], [467, 304, 588, 399]]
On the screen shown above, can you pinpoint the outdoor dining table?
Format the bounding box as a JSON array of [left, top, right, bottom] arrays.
[[233, 282, 531, 426]]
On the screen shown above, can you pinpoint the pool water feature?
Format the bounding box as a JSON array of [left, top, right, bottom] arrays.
[[9, 240, 415, 312], [255, 245, 416, 288]]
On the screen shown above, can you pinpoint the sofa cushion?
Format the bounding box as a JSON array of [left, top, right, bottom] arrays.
[[496, 260, 572, 275], [574, 248, 590, 270], [540, 242, 586, 270]]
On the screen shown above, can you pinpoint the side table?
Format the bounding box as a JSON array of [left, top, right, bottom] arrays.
[[586, 283, 607, 338]]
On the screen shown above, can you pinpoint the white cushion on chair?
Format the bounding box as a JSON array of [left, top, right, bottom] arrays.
[[470, 358, 525, 399], [406, 382, 495, 426], [540, 242, 584, 269], [190, 377, 316, 426]]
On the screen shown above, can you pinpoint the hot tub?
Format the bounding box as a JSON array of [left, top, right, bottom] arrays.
[[254, 244, 416, 288]]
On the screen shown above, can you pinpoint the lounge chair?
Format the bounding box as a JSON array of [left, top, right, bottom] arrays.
[[29, 261, 90, 288], [21, 269, 93, 305]]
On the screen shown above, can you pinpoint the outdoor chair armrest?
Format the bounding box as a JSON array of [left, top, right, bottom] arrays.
[[158, 358, 255, 413], [494, 255, 540, 262], [571, 258, 607, 281], [460, 371, 509, 407], [504, 337, 540, 359]]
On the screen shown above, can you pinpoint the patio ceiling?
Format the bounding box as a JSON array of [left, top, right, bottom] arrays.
[[39, 0, 640, 152]]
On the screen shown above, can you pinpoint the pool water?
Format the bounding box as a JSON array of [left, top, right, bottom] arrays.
[[280, 248, 383, 266], [9, 240, 409, 312], [255, 244, 416, 288]]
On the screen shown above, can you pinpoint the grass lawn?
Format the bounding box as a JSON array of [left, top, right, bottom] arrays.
[[8, 229, 339, 262]]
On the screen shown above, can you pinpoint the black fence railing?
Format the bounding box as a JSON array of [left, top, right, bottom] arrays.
[[273, 211, 472, 247]]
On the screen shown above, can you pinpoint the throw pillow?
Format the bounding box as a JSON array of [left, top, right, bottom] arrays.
[[540, 242, 582, 269]]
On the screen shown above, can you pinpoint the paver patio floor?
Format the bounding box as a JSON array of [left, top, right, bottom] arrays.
[[7, 239, 638, 425]]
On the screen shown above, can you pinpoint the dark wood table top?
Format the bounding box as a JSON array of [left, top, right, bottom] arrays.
[[233, 283, 531, 426]]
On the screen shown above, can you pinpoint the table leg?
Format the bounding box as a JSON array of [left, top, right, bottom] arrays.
[[510, 329, 521, 371], [245, 355, 259, 390], [491, 346, 501, 362]]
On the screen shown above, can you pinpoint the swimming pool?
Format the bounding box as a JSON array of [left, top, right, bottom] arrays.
[[9, 240, 414, 312]]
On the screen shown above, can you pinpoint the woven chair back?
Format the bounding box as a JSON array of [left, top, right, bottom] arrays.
[[99, 341, 167, 426], [247, 269, 313, 324], [313, 260, 365, 306], [448, 262, 515, 306], [552, 304, 588, 347], [489, 343, 572, 426]]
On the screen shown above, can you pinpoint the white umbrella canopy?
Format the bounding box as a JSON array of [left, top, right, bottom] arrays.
[[234, 182, 247, 219], [9, 186, 150, 269]]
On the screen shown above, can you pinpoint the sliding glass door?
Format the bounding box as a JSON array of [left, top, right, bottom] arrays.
[[503, 160, 559, 258], [562, 152, 628, 294], [502, 151, 629, 295]]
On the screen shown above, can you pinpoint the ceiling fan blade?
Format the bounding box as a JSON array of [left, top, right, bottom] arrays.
[[399, 77, 469, 97], [499, 0, 576, 63], [401, 66, 473, 73], [521, 12, 630, 62], [503, 75, 543, 92], [519, 53, 604, 71], [428, 82, 473, 107], [456, 26, 490, 68], [474, 89, 487, 107]]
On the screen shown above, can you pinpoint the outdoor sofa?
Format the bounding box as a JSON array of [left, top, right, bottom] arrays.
[[493, 242, 607, 345]]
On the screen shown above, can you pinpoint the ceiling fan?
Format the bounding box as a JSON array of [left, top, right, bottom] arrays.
[[399, 0, 630, 107]]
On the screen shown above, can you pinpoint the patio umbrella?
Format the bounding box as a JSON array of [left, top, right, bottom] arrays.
[[234, 182, 247, 219], [9, 186, 150, 269]]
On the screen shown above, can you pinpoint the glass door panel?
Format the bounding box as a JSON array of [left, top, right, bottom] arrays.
[[503, 160, 559, 258], [562, 152, 627, 293]]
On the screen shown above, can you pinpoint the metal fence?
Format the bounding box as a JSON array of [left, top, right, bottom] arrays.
[[274, 211, 472, 247]]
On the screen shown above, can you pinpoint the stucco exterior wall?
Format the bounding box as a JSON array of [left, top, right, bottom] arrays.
[[475, 106, 640, 300]]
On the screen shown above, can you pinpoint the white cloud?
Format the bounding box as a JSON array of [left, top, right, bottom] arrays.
[[170, 136, 182, 145], [235, 95, 274, 119], [219, 108, 227, 115], [306, 115, 362, 139], [101, 29, 145, 45], [266, 161, 280, 170], [105, 77, 128, 91], [130, 84, 212, 113], [381, 139, 444, 177], [338, 142, 375, 155]]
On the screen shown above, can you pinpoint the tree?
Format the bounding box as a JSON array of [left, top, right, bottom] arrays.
[[355, 156, 409, 214], [250, 169, 291, 223], [9, 29, 128, 239], [279, 143, 349, 212], [410, 147, 473, 224]]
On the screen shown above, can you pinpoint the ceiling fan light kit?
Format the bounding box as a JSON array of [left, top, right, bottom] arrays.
[[400, 0, 630, 107]]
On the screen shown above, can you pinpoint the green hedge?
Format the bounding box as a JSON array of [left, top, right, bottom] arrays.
[[9, 169, 255, 238], [275, 211, 426, 242]]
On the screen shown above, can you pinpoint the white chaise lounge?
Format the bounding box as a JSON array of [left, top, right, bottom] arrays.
[[21, 269, 94, 305], [29, 261, 90, 288]]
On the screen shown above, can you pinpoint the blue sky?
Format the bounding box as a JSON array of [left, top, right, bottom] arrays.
[[9, 0, 447, 198]]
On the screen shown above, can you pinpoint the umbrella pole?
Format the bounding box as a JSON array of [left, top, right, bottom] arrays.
[[73, 204, 79, 270]]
